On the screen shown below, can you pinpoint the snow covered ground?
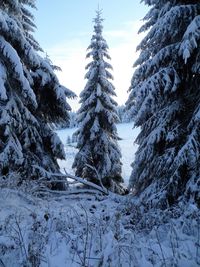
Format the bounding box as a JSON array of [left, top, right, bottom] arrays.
[[0, 189, 199, 267], [57, 122, 140, 185]]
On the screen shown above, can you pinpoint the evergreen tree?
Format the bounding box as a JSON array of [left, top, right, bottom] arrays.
[[117, 105, 132, 123], [19, 0, 43, 52], [0, 0, 75, 186], [73, 10, 123, 192], [126, 0, 200, 207], [69, 111, 78, 128]]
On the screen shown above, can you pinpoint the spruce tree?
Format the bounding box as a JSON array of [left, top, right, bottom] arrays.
[[126, 1, 200, 207], [0, 0, 75, 186], [73, 10, 123, 192], [20, 0, 43, 52]]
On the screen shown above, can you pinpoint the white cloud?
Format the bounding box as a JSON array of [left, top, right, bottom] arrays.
[[45, 20, 145, 110]]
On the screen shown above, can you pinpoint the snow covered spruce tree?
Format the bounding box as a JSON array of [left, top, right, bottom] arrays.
[[20, 0, 43, 52], [73, 10, 123, 193], [126, 1, 200, 207], [0, 0, 75, 187]]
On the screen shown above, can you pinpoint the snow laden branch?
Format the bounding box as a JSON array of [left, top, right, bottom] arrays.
[[32, 166, 109, 195]]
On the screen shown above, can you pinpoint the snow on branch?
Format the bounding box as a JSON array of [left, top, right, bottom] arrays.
[[180, 15, 200, 63], [32, 165, 109, 195]]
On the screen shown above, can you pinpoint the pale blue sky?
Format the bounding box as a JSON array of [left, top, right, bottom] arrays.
[[33, 1, 148, 110]]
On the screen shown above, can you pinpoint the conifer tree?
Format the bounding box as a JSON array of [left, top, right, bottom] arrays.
[[126, 1, 200, 207], [73, 10, 123, 192], [20, 0, 43, 52], [0, 0, 75, 186]]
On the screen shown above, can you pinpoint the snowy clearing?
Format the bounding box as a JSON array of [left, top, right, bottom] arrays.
[[57, 122, 140, 185]]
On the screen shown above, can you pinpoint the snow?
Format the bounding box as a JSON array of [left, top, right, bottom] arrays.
[[0, 36, 37, 107], [0, 189, 199, 267], [57, 122, 140, 185], [180, 15, 200, 63], [0, 63, 7, 100]]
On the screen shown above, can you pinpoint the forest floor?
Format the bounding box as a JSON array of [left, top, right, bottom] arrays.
[[0, 188, 199, 267]]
